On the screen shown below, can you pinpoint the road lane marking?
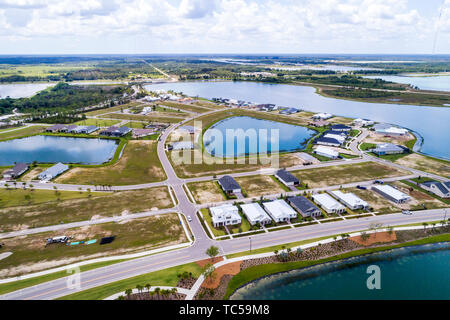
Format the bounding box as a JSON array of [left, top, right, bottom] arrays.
[[24, 255, 190, 300]]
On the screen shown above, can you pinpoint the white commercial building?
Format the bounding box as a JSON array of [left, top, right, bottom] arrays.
[[312, 193, 346, 214], [313, 146, 339, 159], [372, 185, 411, 203], [330, 190, 369, 210], [262, 200, 297, 223], [241, 203, 272, 226], [210, 204, 241, 228]]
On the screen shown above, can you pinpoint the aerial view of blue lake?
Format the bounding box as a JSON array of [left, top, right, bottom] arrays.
[[0, 83, 55, 99], [0, 135, 118, 166], [364, 75, 450, 92], [146, 81, 450, 159], [230, 243, 450, 300], [203, 116, 315, 157]]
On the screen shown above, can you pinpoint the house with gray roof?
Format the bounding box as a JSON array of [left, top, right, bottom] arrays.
[[315, 136, 342, 147], [371, 143, 407, 156], [39, 163, 69, 181], [275, 169, 300, 187], [287, 196, 322, 218], [420, 181, 450, 199], [3, 163, 28, 180], [218, 176, 241, 195]]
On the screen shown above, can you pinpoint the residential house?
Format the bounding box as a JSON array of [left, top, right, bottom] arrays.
[[330, 190, 369, 210], [218, 176, 241, 195], [353, 118, 374, 127], [313, 146, 339, 159], [45, 124, 67, 133], [312, 193, 346, 214], [2, 163, 28, 180], [275, 169, 300, 187], [262, 200, 297, 223], [372, 185, 411, 203], [330, 124, 352, 132], [315, 136, 342, 147], [241, 203, 272, 226], [38, 162, 69, 181], [210, 204, 241, 228], [312, 113, 333, 120], [419, 181, 450, 198], [371, 143, 408, 156], [287, 196, 322, 218]]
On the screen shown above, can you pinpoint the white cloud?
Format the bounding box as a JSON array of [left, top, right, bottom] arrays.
[[0, 0, 447, 53]]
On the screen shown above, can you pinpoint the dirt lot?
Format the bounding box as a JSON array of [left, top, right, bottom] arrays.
[[395, 153, 450, 177], [350, 188, 399, 214], [235, 175, 284, 197], [363, 132, 416, 147], [187, 181, 225, 204], [201, 261, 242, 290], [292, 161, 407, 188], [390, 181, 448, 211], [0, 187, 173, 232], [350, 231, 397, 246], [0, 213, 186, 278]]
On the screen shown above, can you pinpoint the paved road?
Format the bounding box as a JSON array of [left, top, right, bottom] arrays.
[[0, 208, 446, 300], [1, 106, 448, 300]]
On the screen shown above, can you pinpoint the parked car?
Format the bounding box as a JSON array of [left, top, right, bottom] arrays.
[[374, 180, 384, 184], [187, 216, 192, 222], [357, 185, 367, 190], [402, 210, 412, 215]]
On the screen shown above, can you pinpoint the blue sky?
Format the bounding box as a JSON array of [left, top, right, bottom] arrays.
[[0, 0, 449, 54]]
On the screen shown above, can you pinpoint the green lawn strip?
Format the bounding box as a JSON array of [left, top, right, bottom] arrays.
[[74, 119, 120, 127], [224, 233, 450, 299], [270, 175, 291, 192], [0, 125, 48, 142], [0, 259, 126, 296], [57, 262, 203, 300], [102, 112, 185, 123], [57, 141, 166, 185], [200, 208, 227, 237], [0, 188, 109, 208], [360, 143, 377, 151]]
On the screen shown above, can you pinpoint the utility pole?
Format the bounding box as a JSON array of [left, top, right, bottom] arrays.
[[249, 237, 252, 253]]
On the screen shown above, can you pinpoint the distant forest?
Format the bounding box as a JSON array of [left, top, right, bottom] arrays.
[[0, 82, 129, 115]]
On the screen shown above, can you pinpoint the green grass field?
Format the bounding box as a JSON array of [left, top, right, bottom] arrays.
[[0, 187, 173, 232], [103, 112, 186, 124], [74, 119, 120, 127], [56, 141, 166, 185], [0, 214, 186, 279], [0, 125, 47, 142], [58, 262, 203, 300]]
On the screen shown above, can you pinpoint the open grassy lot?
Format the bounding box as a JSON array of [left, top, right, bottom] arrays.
[[170, 149, 302, 178], [157, 101, 214, 113], [56, 141, 166, 185], [350, 187, 399, 214], [74, 118, 120, 127], [395, 153, 450, 177], [103, 112, 186, 124], [235, 175, 285, 197], [0, 188, 109, 208], [187, 181, 225, 204], [58, 262, 203, 300], [0, 213, 186, 278], [291, 161, 407, 188], [83, 102, 142, 117], [124, 121, 148, 129], [0, 187, 173, 232], [0, 125, 47, 141], [0, 64, 90, 78]]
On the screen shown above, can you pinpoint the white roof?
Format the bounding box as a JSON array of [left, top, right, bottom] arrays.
[[373, 185, 411, 201], [330, 190, 368, 208], [210, 204, 239, 219], [314, 145, 339, 157], [263, 200, 297, 219], [313, 112, 332, 119], [324, 133, 346, 143], [241, 203, 271, 222], [312, 193, 345, 211]]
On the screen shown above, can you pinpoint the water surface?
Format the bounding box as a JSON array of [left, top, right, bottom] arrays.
[[203, 116, 315, 157], [146, 81, 450, 159], [231, 243, 450, 300], [0, 135, 118, 166], [364, 75, 450, 92], [0, 83, 55, 99]]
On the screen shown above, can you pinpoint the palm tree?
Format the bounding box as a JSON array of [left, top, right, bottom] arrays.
[[154, 287, 161, 300], [125, 288, 132, 299], [145, 283, 151, 293]]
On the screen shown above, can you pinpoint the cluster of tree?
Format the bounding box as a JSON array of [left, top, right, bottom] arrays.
[[324, 88, 396, 99], [29, 111, 87, 124], [293, 75, 404, 90], [0, 82, 129, 115]]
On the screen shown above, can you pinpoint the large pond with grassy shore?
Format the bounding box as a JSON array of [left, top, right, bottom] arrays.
[[0, 135, 118, 166], [203, 116, 316, 157], [230, 242, 450, 300], [147, 81, 450, 160], [0, 83, 55, 99]]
